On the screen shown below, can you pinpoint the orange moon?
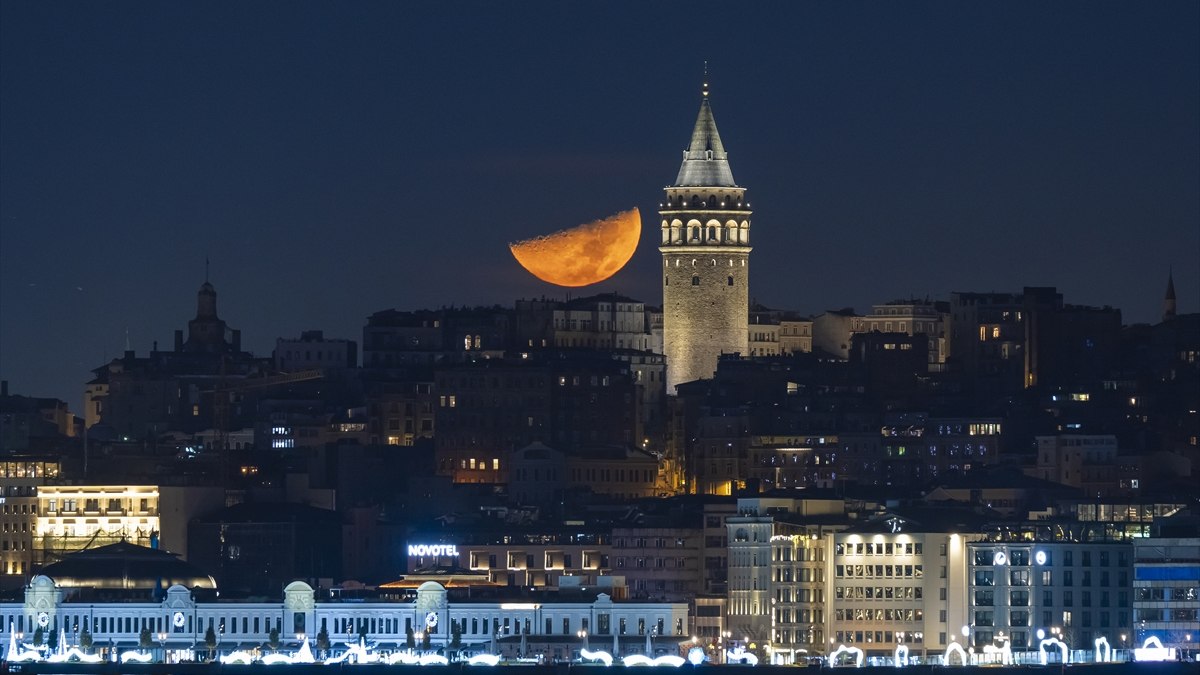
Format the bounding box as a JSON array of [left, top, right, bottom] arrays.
[[509, 208, 641, 287]]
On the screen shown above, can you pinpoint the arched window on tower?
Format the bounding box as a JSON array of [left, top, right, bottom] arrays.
[[692, 276, 700, 286], [664, 276, 669, 286], [728, 276, 734, 286], [474, 335, 482, 349]]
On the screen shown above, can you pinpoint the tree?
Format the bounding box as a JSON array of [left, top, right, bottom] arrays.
[[268, 627, 281, 651], [204, 626, 217, 660], [139, 627, 153, 649], [405, 626, 415, 650], [421, 630, 431, 651], [451, 620, 462, 649], [316, 626, 331, 656], [47, 628, 59, 650], [80, 628, 93, 651], [32, 627, 43, 647]]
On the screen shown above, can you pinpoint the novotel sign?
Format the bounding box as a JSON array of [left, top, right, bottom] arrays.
[[408, 544, 459, 557]]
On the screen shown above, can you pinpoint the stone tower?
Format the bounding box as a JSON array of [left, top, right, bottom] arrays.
[[660, 80, 751, 394]]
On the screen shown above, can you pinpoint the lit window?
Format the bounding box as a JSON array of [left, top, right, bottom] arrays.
[[493, 458, 500, 471]]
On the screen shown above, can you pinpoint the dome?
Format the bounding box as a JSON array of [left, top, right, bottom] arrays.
[[38, 541, 216, 590]]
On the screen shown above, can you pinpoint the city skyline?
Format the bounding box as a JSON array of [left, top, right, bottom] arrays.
[[2, 2, 1198, 405]]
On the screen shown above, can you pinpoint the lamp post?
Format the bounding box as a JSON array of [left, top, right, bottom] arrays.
[[577, 630, 588, 651], [415, 631, 424, 654], [158, 631, 167, 663]]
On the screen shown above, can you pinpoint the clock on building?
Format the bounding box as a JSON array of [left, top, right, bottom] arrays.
[[424, 611, 438, 630]]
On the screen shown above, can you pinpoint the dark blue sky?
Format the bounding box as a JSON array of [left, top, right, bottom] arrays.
[[2, 2, 1197, 405]]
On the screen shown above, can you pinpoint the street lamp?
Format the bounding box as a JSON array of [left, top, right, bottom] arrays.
[[158, 632, 167, 663], [577, 630, 588, 650], [415, 631, 424, 653]]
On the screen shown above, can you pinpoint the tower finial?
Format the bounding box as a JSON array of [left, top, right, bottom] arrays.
[[205, 255, 210, 283], [702, 61, 709, 98]]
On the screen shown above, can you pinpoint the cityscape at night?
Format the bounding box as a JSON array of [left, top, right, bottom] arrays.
[[0, 1, 1197, 670]]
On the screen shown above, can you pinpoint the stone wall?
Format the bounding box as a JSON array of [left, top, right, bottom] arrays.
[[661, 249, 750, 393]]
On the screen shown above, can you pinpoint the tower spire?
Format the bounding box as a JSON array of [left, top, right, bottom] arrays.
[[675, 70, 735, 187], [1163, 268, 1177, 321], [660, 76, 751, 401]]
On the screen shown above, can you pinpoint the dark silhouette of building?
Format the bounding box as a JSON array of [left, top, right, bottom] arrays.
[[188, 501, 342, 597], [84, 279, 272, 441], [433, 351, 637, 484]]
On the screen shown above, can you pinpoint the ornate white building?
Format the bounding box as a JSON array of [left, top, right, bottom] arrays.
[[0, 577, 689, 663]]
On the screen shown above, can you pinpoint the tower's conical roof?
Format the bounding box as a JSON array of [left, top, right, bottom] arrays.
[[1165, 271, 1176, 300], [674, 82, 736, 188]]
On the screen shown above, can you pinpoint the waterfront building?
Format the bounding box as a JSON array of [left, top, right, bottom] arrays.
[[824, 510, 978, 661], [966, 526, 1133, 652], [1132, 510, 1199, 655], [0, 577, 687, 663], [726, 496, 849, 664], [404, 526, 611, 589]]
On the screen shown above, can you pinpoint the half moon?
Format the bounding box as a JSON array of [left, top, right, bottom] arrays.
[[509, 208, 641, 287]]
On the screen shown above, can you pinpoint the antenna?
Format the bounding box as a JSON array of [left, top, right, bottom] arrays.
[[205, 256, 210, 282]]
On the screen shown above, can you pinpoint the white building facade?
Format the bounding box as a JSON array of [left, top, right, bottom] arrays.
[[2, 578, 688, 663]]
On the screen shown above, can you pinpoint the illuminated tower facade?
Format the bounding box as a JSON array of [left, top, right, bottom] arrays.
[[660, 81, 751, 393]]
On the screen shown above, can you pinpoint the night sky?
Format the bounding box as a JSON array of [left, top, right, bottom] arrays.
[[2, 2, 1197, 406]]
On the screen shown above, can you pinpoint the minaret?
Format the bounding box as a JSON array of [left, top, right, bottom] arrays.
[[659, 78, 751, 394], [1163, 271, 1177, 321]]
